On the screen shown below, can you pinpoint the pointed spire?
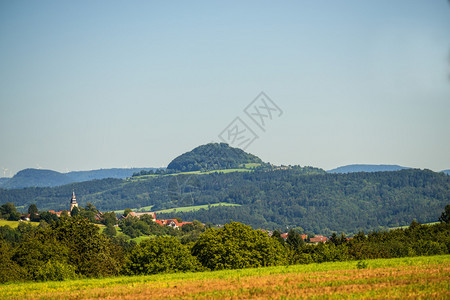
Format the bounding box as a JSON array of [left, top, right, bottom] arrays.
[[70, 189, 78, 211]]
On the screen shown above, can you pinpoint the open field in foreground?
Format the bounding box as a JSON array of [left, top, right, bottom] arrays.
[[1, 255, 449, 299]]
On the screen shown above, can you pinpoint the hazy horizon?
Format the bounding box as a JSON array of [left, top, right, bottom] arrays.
[[1, 1, 450, 177]]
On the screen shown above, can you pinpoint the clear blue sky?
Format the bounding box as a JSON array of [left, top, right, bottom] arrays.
[[1, 1, 449, 176]]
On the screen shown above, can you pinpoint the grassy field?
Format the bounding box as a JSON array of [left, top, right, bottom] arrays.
[[155, 203, 241, 214], [239, 163, 262, 168], [114, 203, 241, 215], [0, 220, 39, 228], [114, 205, 155, 214], [1, 255, 449, 299], [128, 168, 253, 182], [390, 221, 440, 230]]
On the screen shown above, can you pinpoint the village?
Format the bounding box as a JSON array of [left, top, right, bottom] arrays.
[[14, 191, 330, 244]]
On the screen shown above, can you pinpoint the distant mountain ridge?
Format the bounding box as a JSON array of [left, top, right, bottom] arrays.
[[0, 167, 157, 189], [327, 164, 410, 174], [0, 178, 10, 185], [65, 168, 158, 182], [442, 170, 450, 175]]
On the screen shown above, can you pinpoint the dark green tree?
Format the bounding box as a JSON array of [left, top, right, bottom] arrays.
[[103, 223, 117, 238], [12, 227, 76, 281], [0, 239, 27, 282], [181, 223, 195, 232], [286, 229, 305, 250], [192, 222, 287, 270], [71, 206, 79, 217], [27, 204, 38, 214], [124, 236, 203, 275], [28, 204, 40, 222], [0, 202, 21, 221], [271, 230, 285, 246], [101, 212, 118, 226], [0, 225, 22, 245], [28, 204, 38, 215], [329, 233, 347, 246], [139, 214, 153, 225], [439, 205, 450, 223], [39, 211, 58, 223], [85, 203, 97, 211], [50, 217, 124, 277], [123, 208, 132, 217]]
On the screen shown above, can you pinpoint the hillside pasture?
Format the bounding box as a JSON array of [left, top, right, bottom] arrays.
[[1, 255, 448, 299], [129, 168, 253, 182], [155, 203, 241, 214]]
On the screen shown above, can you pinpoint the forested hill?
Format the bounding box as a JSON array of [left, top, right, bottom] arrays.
[[0, 167, 156, 189], [1, 167, 449, 235], [167, 143, 264, 172], [1, 169, 74, 189]]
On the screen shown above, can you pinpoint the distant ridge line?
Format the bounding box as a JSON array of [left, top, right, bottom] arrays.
[[327, 164, 410, 174]]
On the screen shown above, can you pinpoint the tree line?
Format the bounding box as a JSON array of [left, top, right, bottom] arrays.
[[1, 205, 449, 283]]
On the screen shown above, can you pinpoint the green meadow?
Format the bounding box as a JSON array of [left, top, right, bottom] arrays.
[[1, 255, 448, 299], [114, 203, 241, 215], [155, 202, 241, 214], [0, 220, 39, 229]]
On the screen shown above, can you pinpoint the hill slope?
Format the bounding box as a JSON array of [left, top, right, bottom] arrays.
[[167, 143, 264, 172], [328, 164, 410, 173], [2, 169, 74, 189], [0, 168, 156, 189], [1, 168, 448, 234], [0, 178, 10, 186], [66, 168, 157, 182], [442, 170, 450, 175]]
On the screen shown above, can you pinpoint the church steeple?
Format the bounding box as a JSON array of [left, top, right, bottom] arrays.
[[70, 190, 78, 212]]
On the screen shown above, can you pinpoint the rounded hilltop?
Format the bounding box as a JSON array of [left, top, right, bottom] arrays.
[[167, 143, 264, 172]]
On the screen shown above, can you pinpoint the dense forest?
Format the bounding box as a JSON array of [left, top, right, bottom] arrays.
[[1, 206, 449, 283], [0, 167, 449, 234]]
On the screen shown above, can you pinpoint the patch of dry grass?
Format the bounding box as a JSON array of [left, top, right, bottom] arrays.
[[2, 255, 449, 299]]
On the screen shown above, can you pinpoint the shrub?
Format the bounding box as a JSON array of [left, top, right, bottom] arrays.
[[356, 260, 368, 269]]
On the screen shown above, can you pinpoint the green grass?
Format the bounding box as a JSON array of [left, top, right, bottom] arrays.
[[134, 205, 154, 212], [0, 220, 39, 228], [155, 203, 241, 214], [114, 206, 155, 214], [204, 168, 251, 174], [116, 203, 241, 215], [390, 221, 440, 230], [130, 235, 155, 243], [239, 163, 262, 168], [1, 255, 448, 299], [128, 168, 253, 182]]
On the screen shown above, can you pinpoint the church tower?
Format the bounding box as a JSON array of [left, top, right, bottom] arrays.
[[70, 190, 78, 212]]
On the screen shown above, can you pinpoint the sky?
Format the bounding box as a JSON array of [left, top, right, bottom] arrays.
[[1, 1, 450, 177]]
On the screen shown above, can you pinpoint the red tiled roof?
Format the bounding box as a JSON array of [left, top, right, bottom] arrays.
[[309, 235, 328, 243]]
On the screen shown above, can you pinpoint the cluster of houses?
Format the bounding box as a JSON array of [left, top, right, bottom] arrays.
[[266, 231, 330, 244], [120, 211, 193, 229]]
